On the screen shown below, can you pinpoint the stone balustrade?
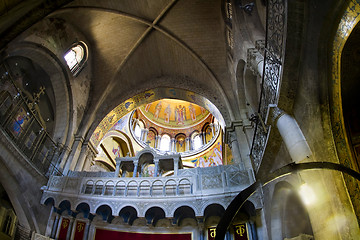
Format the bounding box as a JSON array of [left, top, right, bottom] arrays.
[[41, 164, 259, 218]]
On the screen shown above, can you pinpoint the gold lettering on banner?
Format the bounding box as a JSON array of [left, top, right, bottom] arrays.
[[62, 219, 69, 229], [235, 224, 246, 236], [210, 228, 216, 238], [77, 222, 85, 232]]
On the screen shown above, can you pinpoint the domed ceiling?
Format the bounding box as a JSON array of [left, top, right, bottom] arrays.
[[139, 99, 209, 129]]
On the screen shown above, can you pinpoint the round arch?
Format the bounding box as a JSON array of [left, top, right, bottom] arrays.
[[5, 43, 71, 146], [270, 181, 313, 240], [89, 87, 227, 147]]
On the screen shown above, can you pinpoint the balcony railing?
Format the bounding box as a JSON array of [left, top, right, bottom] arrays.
[[0, 63, 63, 177], [44, 164, 253, 197], [250, 0, 286, 171]]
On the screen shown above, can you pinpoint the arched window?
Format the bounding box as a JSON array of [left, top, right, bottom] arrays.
[[64, 42, 88, 76], [134, 120, 144, 140], [160, 134, 171, 151], [191, 132, 202, 150], [134, 124, 142, 139]]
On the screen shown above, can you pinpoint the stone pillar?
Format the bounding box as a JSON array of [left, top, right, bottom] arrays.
[[154, 159, 160, 177], [155, 136, 161, 149], [63, 135, 84, 174], [143, 128, 149, 142], [50, 213, 60, 239], [75, 140, 98, 171], [185, 137, 190, 151], [66, 217, 74, 240], [173, 157, 179, 176], [83, 220, 91, 240], [171, 138, 176, 152], [234, 125, 252, 170], [269, 106, 312, 163], [228, 131, 241, 165], [114, 158, 121, 177], [247, 41, 265, 77], [210, 123, 215, 137], [57, 145, 71, 171], [132, 118, 138, 131], [133, 160, 139, 177]]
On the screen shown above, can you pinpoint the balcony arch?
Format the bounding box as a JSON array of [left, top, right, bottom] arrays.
[[94, 180, 104, 195], [119, 206, 138, 225], [145, 206, 166, 226], [75, 202, 91, 219], [164, 179, 177, 196], [173, 206, 196, 226], [95, 205, 113, 223], [114, 181, 126, 196]]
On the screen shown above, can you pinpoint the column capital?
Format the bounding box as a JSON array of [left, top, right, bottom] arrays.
[[246, 47, 264, 77], [267, 104, 286, 126]]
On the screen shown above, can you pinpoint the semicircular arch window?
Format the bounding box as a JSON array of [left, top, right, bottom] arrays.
[[64, 41, 88, 76]]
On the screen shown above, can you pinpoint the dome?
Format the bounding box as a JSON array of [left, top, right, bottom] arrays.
[[139, 99, 210, 129]]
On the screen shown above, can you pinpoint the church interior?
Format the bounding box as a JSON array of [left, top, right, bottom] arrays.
[[0, 0, 360, 239]]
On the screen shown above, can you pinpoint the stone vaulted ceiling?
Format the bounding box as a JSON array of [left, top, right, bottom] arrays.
[[0, 0, 236, 139]]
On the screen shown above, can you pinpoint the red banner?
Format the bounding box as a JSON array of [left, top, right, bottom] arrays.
[[74, 221, 86, 240], [58, 218, 70, 240], [233, 223, 249, 240], [95, 228, 191, 240], [207, 227, 217, 240]]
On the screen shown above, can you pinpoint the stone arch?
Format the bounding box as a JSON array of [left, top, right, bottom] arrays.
[[151, 180, 164, 196], [329, 1, 360, 221], [89, 87, 227, 147], [43, 197, 55, 207], [75, 202, 91, 219], [57, 200, 71, 215], [145, 206, 166, 226], [202, 202, 226, 217], [139, 180, 151, 197], [114, 180, 126, 196], [104, 180, 115, 196], [164, 179, 177, 196], [127, 180, 138, 196], [270, 181, 313, 240], [178, 178, 192, 195], [5, 43, 71, 146], [95, 204, 113, 223], [119, 206, 138, 225], [94, 180, 104, 195], [102, 130, 135, 157], [172, 206, 196, 226]]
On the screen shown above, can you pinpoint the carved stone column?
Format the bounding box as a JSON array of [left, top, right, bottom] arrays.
[[83, 219, 92, 240], [155, 135, 161, 149], [228, 131, 241, 165], [173, 157, 179, 176], [66, 217, 75, 240], [133, 160, 139, 177], [57, 145, 71, 171], [247, 40, 265, 77], [63, 135, 84, 174], [269, 105, 312, 163], [154, 158, 160, 177], [185, 137, 190, 151], [114, 158, 121, 177], [50, 212, 60, 239], [171, 138, 176, 152], [75, 140, 97, 171], [210, 123, 215, 137]]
